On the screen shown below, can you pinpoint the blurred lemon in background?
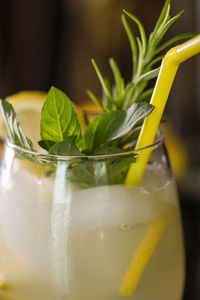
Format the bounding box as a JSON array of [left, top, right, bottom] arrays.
[[162, 123, 188, 182], [0, 91, 46, 147]]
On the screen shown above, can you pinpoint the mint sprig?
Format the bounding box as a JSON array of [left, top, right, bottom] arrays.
[[39, 87, 152, 154], [1, 87, 151, 157], [0, 87, 151, 186]]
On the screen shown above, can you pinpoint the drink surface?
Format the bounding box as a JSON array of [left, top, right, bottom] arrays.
[[0, 163, 184, 300]]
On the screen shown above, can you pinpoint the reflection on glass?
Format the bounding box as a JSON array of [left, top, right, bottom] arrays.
[[0, 134, 184, 300]]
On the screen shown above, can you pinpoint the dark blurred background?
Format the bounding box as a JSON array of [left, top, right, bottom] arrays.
[[0, 0, 199, 299]]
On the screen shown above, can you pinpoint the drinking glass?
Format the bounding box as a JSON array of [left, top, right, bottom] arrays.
[[0, 129, 185, 300]]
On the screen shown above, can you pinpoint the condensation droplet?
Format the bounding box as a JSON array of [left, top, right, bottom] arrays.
[[121, 224, 130, 231], [142, 189, 150, 195], [97, 231, 105, 241]]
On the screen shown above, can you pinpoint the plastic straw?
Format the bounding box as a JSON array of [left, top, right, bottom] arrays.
[[125, 35, 200, 186]]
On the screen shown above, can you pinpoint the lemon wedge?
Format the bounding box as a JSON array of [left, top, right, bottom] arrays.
[[119, 215, 173, 296]]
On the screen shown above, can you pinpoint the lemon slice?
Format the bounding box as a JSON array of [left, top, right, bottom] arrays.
[[0, 91, 46, 147], [119, 215, 174, 296]]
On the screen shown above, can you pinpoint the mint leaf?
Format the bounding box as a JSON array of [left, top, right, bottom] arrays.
[[69, 153, 136, 187], [83, 102, 153, 150], [110, 102, 154, 141], [83, 146, 124, 156], [38, 140, 55, 151], [83, 110, 125, 150], [92, 145, 125, 155], [40, 87, 81, 143], [108, 156, 136, 184], [82, 116, 103, 150], [70, 164, 95, 187], [49, 137, 84, 156], [0, 99, 35, 151]]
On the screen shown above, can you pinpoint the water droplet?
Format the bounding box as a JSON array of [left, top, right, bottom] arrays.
[[97, 231, 105, 241], [142, 188, 150, 194], [121, 224, 130, 231]]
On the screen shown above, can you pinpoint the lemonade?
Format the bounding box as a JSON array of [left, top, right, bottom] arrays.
[[0, 1, 196, 299], [0, 140, 184, 300]]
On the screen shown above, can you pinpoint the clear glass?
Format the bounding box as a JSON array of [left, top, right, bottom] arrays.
[[0, 131, 185, 300]]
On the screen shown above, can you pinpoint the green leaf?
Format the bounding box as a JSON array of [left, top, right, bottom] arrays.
[[103, 78, 114, 110], [152, 0, 171, 35], [0, 99, 35, 151], [134, 38, 144, 81], [91, 59, 112, 101], [123, 10, 147, 54], [38, 140, 55, 151], [138, 88, 154, 102], [122, 14, 138, 75], [144, 55, 163, 70], [136, 67, 160, 84], [108, 156, 136, 184], [109, 58, 125, 105], [70, 164, 95, 187], [123, 82, 135, 109], [155, 10, 184, 48], [40, 87, 81, 143], [109, 102, 154, 141], [83, 116, 102, 150], [83, 111, 126, 150], [131, 81, 148, 103], [49, 137, 84, 156], [84, 102, 153, 150], [155, 33, 197, 55], [145, 2, 183, 63], [149, 0, 171, 45], [86, 90, 104, 111], [93, 145, 124, 155], [119, 124, 142, 146], [87, 0, 190, 129]]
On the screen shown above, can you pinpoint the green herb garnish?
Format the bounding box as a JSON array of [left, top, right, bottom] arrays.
[[0, 99, 35, 152], [0, 0, 195, 186], [0, 86, 151, 155], [87, 0, 195, 110], [40, 87, 81, 144]]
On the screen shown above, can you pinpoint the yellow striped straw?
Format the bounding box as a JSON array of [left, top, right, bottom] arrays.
[[125, 35, 200, 186]]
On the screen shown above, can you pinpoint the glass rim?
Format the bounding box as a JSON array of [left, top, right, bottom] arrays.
[[5, 127, 165, 162]]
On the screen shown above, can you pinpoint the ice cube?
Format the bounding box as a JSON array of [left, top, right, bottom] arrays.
[[0, 171, 52, 273], [70, 184, 160, 232]]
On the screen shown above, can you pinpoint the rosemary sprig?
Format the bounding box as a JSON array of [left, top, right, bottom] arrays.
[[88, 0, 196, 111]]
